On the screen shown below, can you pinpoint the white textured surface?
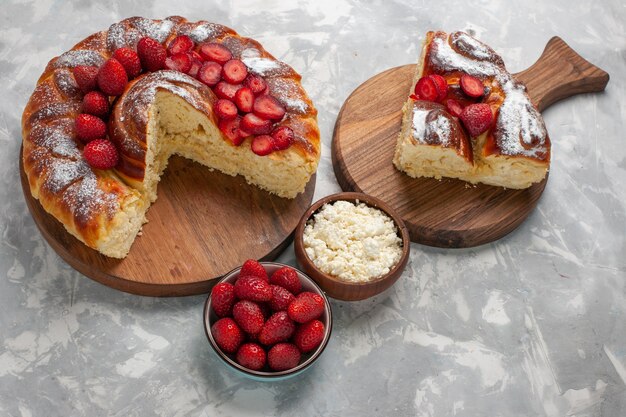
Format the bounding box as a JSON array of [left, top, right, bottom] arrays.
[[2, 1, 626, 416]]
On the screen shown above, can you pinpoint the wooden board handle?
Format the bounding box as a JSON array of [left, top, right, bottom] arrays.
[[514, 37, 609, 112]]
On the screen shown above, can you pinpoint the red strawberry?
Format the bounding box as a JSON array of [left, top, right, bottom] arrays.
[[165, 52, 192, 73], [167, 35, 194, 55], [82, 91, 109, 118], [112, 47, 142, 78], [251, 135, 274, 156], [83, 139, 118, 169], [459, 103, 493, 137], [233, 300, 265, 334], [235, 275, 272, 302], [269, 285, 295, 312], [258, 311, 296, 345], [97, 58, 128, 96], [214, 81, 241, 100], [414, 76, 438, 101], [460, 74, 485, 98], [72, 65, 98, 93], [199, 42, 232, 64], [75, 114, 106, 143], [241, 113, 272, 135], [270, 126, 294, 151], [222, 59, 248, 84], [218, 116, 245, 146], [269, 267, 301, 295], [445, 98, 464, 117], [234, 86, 255, 113], [428, 74, 448, 102], [197, 61, 223, 87], [188, 57, 203, 78], [214, 99, 238, 120], [137, 37, 167, 71], [287, 292, 324, 324], [244, 74, 267, 95], [211, 282, 235, 317], [267, 343, 301, 371], [236, 343, 267, 371], [293, 320, 325, 353], [189, 50, 203, 62], [253, 95, 286, 121], [211, 317, 244, 353], [240, 259, 268, 281]]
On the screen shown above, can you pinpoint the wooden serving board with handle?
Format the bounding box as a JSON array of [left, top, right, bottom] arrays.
[[332, 37, 609, 248], [20, 153, 315, 296]]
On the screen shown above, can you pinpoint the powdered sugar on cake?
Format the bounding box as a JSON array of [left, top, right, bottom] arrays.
[[54, 50, 105, 68]]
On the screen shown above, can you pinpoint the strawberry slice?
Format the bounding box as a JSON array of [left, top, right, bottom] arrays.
[[137, 37, 167, 72], [73, 65, 99, 93], [164, 52, 192, 73], [214, 81, 242, 100], [189, 50, 203, 62], [167, 35, 194, 55], [459, 103, 493, 137], [460, 74, 485, 98], [188, 57, 203, 78], [214, 99, 238, 120], [270, 126, 294, 150], [251, 135, 274, 156], [445, 98, 464, 117], [197, 61, 222, 87], [253, 95, 286, 121], [199, 42, 232, 64], [414, 76, 438, 102], [222, 59, 248, 84], [244, 74, 267, 95], [241, 113, 272, 135], [428, 74, 448, 102], [218, 116, 245, 146], [234, 86, 255, 113]]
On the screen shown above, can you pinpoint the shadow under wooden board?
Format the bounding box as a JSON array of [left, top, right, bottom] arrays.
[[20, 151, 315, 296], [332, 36, 609, 248]]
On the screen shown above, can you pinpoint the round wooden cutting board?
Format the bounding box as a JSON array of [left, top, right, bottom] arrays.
[[332, 37, 609, 248], [20, 151, 315, 296]]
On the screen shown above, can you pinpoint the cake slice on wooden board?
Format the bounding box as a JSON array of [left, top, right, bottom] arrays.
[[393, 31, 550, 189]]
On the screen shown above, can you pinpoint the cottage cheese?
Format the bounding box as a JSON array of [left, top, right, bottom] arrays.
[[303, 200, 403, 282]]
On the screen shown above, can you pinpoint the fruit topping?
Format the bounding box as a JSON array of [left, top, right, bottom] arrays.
[[258, 311, 296, 345], [267, 343, 301, 371], [287, 292, 325, 323], [199, 42, 233, 65], [82, 91, 109, 118], [188, 57, 203, 78], [244, 74, 267, 95], [460, 74, 485, 98], [270, 126, 295, 151], [75, 113, 106, 143], [222, 59, 248, 84], [234, 275, 272, 302], [269, 266, 302, 294], [428, 74, 448, 102], [240, 259, 269, 282], [197, 61, 223, 87], [97, 58, 128, 96], [72, 65, 99, 93], [414, 76, 439, 102], [83, 139, 119, 170], [459, 103, 494, 137], [211, 317, 244, 353], [167, 35, 194, 55], [211, 282, 236, 317], [445, 98, 464, 117], [164, 52, 192, 73], [218, 116, 245, 146], [236, 343, 267, 371], [232, 300, 265, 335], [253, 95, 286, 121], [112, 47, 142, 78], [234, 86, 255, 113], [214, 81, 241, 100], [251, 135, 275, 156], [137, 37, 167, 72], [293, 319, 325, 353], [241, 113, 272, 135], [214, 99, 238, 120]]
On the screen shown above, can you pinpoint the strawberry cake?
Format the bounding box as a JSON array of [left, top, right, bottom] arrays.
[[393, 31, 550, 189], [21, 16, 320, 258]]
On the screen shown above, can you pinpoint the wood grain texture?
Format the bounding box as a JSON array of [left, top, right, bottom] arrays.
[[20, 150, 315, 296], [332, 37, 608, 248]]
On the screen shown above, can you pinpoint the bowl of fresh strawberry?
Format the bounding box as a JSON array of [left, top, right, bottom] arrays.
[[203, 260, 332, 380]]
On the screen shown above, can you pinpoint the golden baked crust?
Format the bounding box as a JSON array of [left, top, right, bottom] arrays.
[[22, 16, 320, 257]]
